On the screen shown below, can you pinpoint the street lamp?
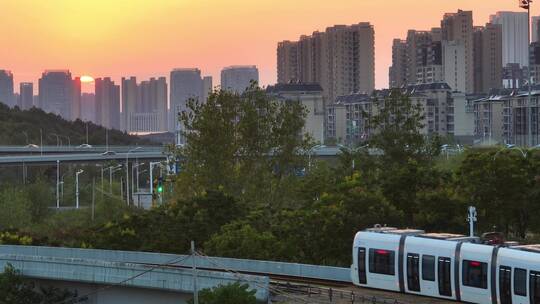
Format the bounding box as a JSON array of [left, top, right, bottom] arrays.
[[494, 144, 528, 160], [22, 131, 29, 145], [126, 147, 142, 206], [111, 167, 123, 195], [104, 164, 123, 193], [56, 160, 60, 209], [75, 169, 84, 209], [137, 169, 147, 193], [60, 135, 71, 149], [50, 133, 61, 147], [519, 0, 534, 146], [60, 173, 67, 205], [132, 162, 145, 195]]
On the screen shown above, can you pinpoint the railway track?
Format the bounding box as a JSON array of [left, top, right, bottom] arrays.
[[138, 261, 452, 304]]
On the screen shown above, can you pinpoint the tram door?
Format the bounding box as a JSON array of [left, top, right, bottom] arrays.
[[407, 253, 420, 292], [499, 266, 512, 304], [531, 271, 540, 304], [438, 257, 452, 297]]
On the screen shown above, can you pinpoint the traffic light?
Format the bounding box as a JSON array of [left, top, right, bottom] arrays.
[[157, 177, 164, 193]]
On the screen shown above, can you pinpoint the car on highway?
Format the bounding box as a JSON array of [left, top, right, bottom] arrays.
[[77, 144, 93, 149]]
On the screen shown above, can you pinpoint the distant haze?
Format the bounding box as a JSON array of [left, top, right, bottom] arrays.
[[0, 0, 524, 92]]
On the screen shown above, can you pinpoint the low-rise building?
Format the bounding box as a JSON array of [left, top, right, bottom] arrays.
[[266, 83, 325, 144], [326, 82, 475, 146], [472, 87, 540, 146]]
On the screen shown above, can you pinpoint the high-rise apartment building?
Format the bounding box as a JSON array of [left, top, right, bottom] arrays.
[[389, 39, 407, 88], [389, 28, 443, 88], [408, 29, 443, 85], [473, 24, 503, 93], [441, 10, 474, 93], [277, 41, 299, 84], [442, 41, 467, 93], [490, 12, 529, 68], [202, 76, 213, 103], [532, 16, 540, 43], [0, 70, 15, 107], [72, 77, 81, 120], [277, 23, 375, 103], [142, 77, 168, 132], [95, 77, 120, 130], [121, 77, 138, 131], [38, 70, 75, 120], [220, 65, 259, 94], [169, 68, 209, 135], [120, 76, 168, 133], [18, 82, 33, 110], [80, 93, 96, 123]]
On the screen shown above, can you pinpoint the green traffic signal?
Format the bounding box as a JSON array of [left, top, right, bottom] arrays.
[[157, 186, 163, 193]]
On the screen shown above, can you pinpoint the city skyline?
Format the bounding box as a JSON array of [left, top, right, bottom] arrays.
[[0, 0, 526, 92]]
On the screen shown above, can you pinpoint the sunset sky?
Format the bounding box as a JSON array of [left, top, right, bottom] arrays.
[[0, 0, 529, 93]]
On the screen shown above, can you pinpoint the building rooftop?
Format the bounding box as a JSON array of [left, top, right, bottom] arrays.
[[335, 93, 371, 104], [267, 83, 323, 94], [43, 70, 70, 74], [222, 65, 258, 70], [405, 82, 452, 92], [171, 68, 201, 73]]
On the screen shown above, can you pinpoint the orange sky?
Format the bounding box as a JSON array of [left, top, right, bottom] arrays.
[[0, 0, 531, 93]]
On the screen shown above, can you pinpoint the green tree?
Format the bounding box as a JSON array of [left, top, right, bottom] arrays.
[[0, 188, 32, 230], [188, 283, 257, 304], [456, 149, 540, 238], [363, 90, 444, 223], [0, 264, 82, 304], [176, 84, 313, 207], [366, 90, 440, 165], [205, 222, 283, 261]]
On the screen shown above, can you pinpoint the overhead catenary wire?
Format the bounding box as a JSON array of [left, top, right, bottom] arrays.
[[51, 253, 193, 304], [193, 249, 329, 304]]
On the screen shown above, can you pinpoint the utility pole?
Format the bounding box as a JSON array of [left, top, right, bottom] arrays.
[[92, 178, 95, 221], [76, 169, 84, 209], [40, 128, 43, 156], [86, 123, 89, 145], [100, 166, 104, 200], [520, 0, 534, 146], [109, 168, 113, 193], [126, 147, 142, 206], [56, 160, 60, 209], [191, 241, 199, 304], [120, 177, 124, 200]]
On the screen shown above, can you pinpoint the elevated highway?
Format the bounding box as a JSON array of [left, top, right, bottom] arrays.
[[0, 152, 167, 165]]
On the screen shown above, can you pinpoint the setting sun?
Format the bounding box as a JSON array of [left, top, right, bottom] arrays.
[[80, 75, 94, 83]]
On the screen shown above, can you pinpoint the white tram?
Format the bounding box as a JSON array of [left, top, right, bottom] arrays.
[[351, 227, 540, 304]]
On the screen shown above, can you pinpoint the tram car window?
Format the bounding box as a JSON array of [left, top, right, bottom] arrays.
[[462, 260, 488, 289], [422, 255, 436, 281], [438, 257, 452, 296], [369, 249, 395, 275], [514, 268, 527, 296]]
